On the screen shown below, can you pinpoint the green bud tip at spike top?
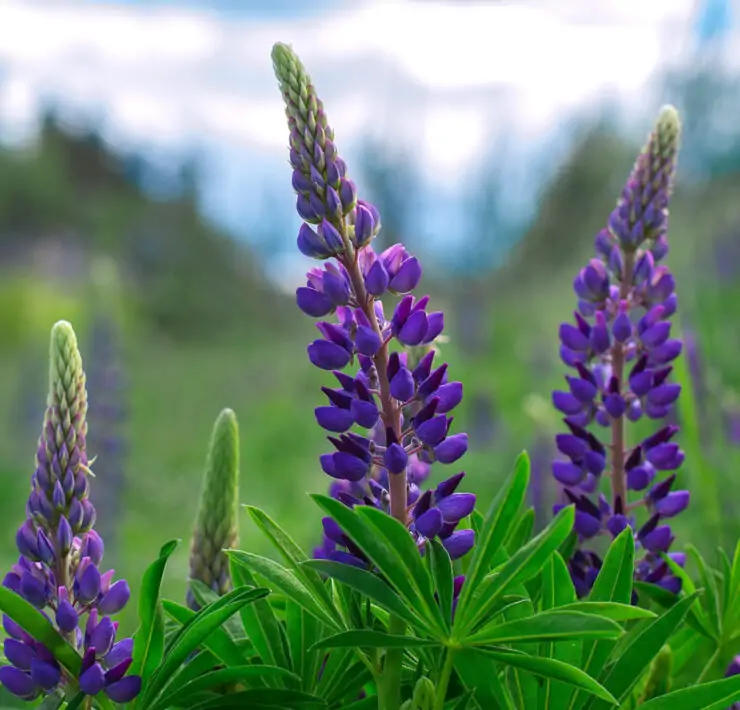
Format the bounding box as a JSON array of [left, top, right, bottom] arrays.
[[45, 320, 88, 452], [187, 408, 240, 609]]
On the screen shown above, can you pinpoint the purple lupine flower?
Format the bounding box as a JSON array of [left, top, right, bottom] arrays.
[[550, 107, 688, 597], [85, 313, 128, 561], [272, 43, 474, 566], [0, 322, 140, 703]]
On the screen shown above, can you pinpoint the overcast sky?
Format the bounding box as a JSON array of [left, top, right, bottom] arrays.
[[0, 0, 722, 281]]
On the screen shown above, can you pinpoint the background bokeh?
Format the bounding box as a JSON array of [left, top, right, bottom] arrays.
[[1, 0, 739, 636]]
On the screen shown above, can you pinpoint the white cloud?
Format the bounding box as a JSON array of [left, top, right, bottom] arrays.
[[0, 0, 697, 183]]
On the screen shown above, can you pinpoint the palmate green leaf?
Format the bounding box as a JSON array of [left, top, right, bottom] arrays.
[[355, 506, 447, 632], [457, 504, 575, 637], [637, 674, 740, 710], [467, 610, 622, 647], [150, 665, 302, 710], [428, 539, 455, 629], [569, 527, 634, 710], [557, 602, 655, 622], [449, 688, 475, 710], [162, 601, 249, 668], [131, 539, 179, 684], [303, 560, 428, 632], [286, 600, 324, 693], [476, 647, 618, 705], [455, 453, 530, 631], [245, 506, 342, 628], [188, 580, 246, 640], [64, 693, 86, 710], [454, 648, 517, 709], [587, 591, 700, 710], [229, 558, 292, 674], [141, 587, 270, 709], [310, 630, 439, 651], [505, 508, 536, 555], [314, 649, 368, 705], [728, 537, 740, 627], [228, 550, 337, 629], [153, 649, 220, 708], [660, 552, 715, 639], [686, 544, 722, 636], [311, 494, 444, 634], [340, 696, 379, 710], [186, 688, 327, 709], [633, 582, 713, 640], [498, 592, 538, 709], [539, 552, 579, 710], [0, 587, 80, 675]]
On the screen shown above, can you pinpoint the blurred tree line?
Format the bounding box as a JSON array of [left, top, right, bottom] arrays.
[[0, 108, 293, 342]]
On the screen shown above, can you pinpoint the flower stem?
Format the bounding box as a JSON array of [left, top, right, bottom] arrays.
[[611, 252, 635, 510], [433, 649, 456, 710], [341, 239, 407, 709]]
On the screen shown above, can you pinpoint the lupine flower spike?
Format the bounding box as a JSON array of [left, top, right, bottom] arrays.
[[271, 43, 475, 573], [0, 321, 140, 702], [187, 409, 240, 610], [550, 106, 689, 597]]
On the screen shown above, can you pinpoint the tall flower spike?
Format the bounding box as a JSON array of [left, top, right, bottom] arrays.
[[272, 44, 474, 579], [1, 322, 139, 703], [552, 106, 688, 598], [187, 409, 240, 611], [272, 43, 377, 258]]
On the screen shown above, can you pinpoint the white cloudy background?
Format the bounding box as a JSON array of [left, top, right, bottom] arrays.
[[0, 0, 729, 280]]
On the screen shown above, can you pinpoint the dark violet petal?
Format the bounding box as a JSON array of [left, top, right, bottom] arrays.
[[355, 325, 381, 356], [641, 321, 671, 348], [397, 310, 428, 347], [104, 658, 133, 685], [434, 434, 468, 464], [78, 564, 101, 604], [627, 465, 654, 491], [322, 271, 350, 306], [365, 260, 390, 296], [655, 490, 689, 517], [567, 376, 597, 403], [97, 580, 131, 615], [607, 514, 629, 537], [612, 312, 632, 343], [603, 394, 627, 419], [437, 493, 476, 522], [559, 323, 589, 351], [646, 443, 684, 471], [390, 368, 415, 402], [29, 658, 60, 691], [441, 530, 475, 560], [415, 507, 444, 538], [423, 312, 444, 343], [315, 406, 354, 433], [322, 452, 368, 482], [435, 472, 465, 499], [308, 340, 352, 370], [328, 550, 367, 568], [0, 666, 38, 699], [641, 524, 673, 552], [90, 616, 116, 658], [574, 511, 601, 538], [556, 433, 587, 461], [647, 383, 681, 407], [552, 461, 584, 486], [350, 399, 379, 429], [647, 339, 682, 365], [389, 257, 422, 294], [79, 663, 106, 696], [20, 573, 47, 608], [56, 600, 79, 633], [415, 415, 449, 447], [4, 639, 34, 671], [105, 675, 142, 703], [629, 370, 653, 396], [384, 443, 408, 475], [296, 287, 333, 317], [552, 391, 583, 416], [434, 382, 463, 413], [105, 638, 134, 670]]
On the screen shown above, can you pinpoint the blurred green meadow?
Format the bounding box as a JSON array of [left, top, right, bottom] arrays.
[[1, 112, 740, 637]]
